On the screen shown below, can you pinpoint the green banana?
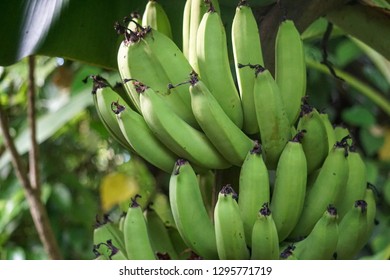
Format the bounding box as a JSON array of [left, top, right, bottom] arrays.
[[231, 1, 264, 135], [146, 208, 179, 259], [85, 75, 134, 152], [196, 2, 243, 128], [186, 0, 220, 73], [270, 131, 307, 242], [334, 125, 353, 146], [335, 200, 368, 260], [137, 81, 231, 170], [251, 202, 280, 260], [167, 226, 193, 260], [362, 185, 377, 247], [93, 214, 127, 259], [142, 0, 173, 39], [140, 27, 199, 129], [169, 159, 219, 259], [237, 141, 270, 245], [293, 205, 339, 260], [112, 80, 138, 113], [93, 249, 108, 260], [182, 0, 191, 58], [337, 145, 367, 220], [118, 212, 126, 232], [297, 105, 330, 175], [107, 240, 128, 260], [116, 25, 196, 129], [93, 241, 128, 260], [319, 112, 337, 151], [149, 191, 176, 229], [123, 195, 156, 260], [188, 74, 254, 166], [250, 65, 291, 170], [197, 169, 216, 219], [115, 102, 177, 174], [214, 184, 250, 260], [275, 19, 307, 126], [289, 141, 349, 239]]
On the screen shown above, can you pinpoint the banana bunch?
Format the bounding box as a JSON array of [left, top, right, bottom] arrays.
[[89, 0, 377, 260]]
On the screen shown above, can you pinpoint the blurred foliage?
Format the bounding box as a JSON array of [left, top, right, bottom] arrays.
[[0, 57, 132, 259]]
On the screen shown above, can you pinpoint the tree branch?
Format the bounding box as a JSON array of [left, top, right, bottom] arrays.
[[0, 103, 31, 193], [0, 56, 62, 260], [28, 56, 40, 191]]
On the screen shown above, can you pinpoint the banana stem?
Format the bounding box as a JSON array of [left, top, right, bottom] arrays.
[[306, 57, 390, 117]]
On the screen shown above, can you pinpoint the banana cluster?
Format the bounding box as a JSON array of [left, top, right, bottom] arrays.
[[89, 0, 377, 260]]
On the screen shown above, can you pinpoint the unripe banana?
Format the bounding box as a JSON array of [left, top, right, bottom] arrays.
[[289, 142, 349, 239], [93, 250, 109, 260], [149, 191, 176, 229], [197, 170, 216, 219], [93, 214, 127, 259], [196, 3, 243, 128], [297, 105, 329, 175], [123, 195, 156, 260], [167, 226, 193, 260], [93, 241, 128, 260], [136, 81, 231, 170], [232, 1, 264, 135], [275, 19, 307, 126], [334, 124, 353, 145], [169, 159, 219, 259], [270, 131, 307, 242], [182, 0, 191, 58], [188, 74, 254, 166], [140, 27, 200, 129], [251, 203, 280, 260], [107, 243, 128, 260], [251, 65, 291, 170], [118, 212, 126, 232], [361, 185, 377, 250], [85, 75, 134, 152], [319, 112, 337, 151], [214, 184, 250, 260], [337, 145, 367, 220], [115, 104, 177, 174], [186, 0, 220, 73], [142, 0, 173, 39], [293, 205, 339, 260], [237, 141, 270, 245], [112, 80, 139, 113], [116, 27, 197, 128], [146, 208, 179, 259], [335, 200, 368, 260]]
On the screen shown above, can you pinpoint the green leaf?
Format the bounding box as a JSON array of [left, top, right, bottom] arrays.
[[0, 86, 93, 169], [0, 0, 186, 69], [341, 105, 376, 128], [326, 4, 390, 61], [360, 127, 385, 156]]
